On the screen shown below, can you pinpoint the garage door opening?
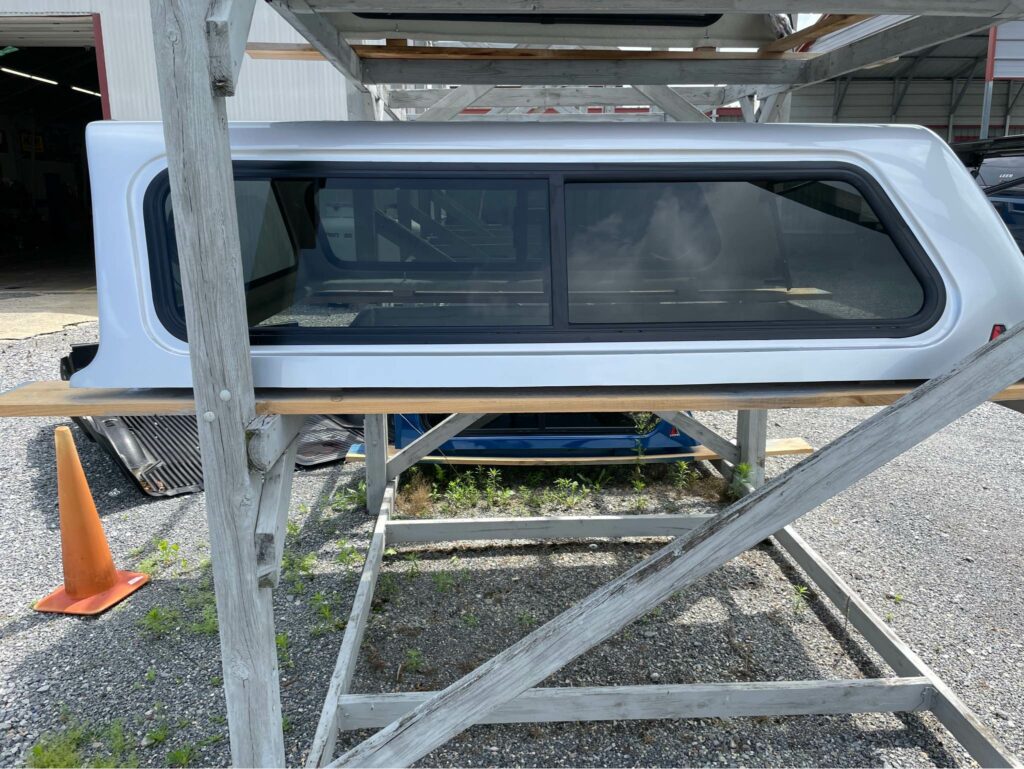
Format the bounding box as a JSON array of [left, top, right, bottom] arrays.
[[0, 15, 104, 338]]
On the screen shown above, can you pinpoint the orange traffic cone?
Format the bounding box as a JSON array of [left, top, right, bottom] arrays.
[[34, 426, 148, 615]]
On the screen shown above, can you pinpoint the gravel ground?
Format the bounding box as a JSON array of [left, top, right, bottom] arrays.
[[0, 321, 1021, 767]]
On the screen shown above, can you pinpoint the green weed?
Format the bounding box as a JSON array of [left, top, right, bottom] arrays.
[[432, 571, 455, 593], [403, 648, 425, 673], [672, 462, 700, 489], [139, 606, 180, 639], [336, 539, 362, 568], [276, 632, 293, 668], [332, 481, 367, 512], [791, 584, 811, 615], [166, 745, 195, 768], [189, 603, 218, 635]]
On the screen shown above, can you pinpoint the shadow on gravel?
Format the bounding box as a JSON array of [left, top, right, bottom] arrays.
[[766, 544, 960, 768], [1, 456, 969, 768], [319, 536, 965, 768], [24, 421, 167, 530]]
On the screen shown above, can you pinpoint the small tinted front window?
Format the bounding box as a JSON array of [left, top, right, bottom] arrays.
[[564, 179, 925, 326], [303, 178, 551, 329]]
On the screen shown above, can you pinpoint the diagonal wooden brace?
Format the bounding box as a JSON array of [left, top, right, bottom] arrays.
[[249, 415, 304, 588], [386, 413, 495, 480], [332, 323, 1024, 768], [654, 411, 740, 465]]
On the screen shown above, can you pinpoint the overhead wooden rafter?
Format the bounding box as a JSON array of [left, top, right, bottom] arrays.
[[274, 0, 1024, 16], [758, 13, 872, 53]]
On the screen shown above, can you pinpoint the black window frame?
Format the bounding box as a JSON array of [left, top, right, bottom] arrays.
[[144, 161, 946, 344]]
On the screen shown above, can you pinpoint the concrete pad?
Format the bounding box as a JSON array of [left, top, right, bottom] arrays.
[[0, 291, 98, 340]]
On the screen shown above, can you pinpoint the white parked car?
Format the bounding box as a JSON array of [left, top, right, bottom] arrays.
[[73, 121, 1024, 389]]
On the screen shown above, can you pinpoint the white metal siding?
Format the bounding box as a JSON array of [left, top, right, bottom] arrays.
[[791, 80, 1024, 139], [0, 0, 350, 121]]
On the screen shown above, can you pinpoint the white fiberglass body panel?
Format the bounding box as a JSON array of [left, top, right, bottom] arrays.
[[74, 121, 1024, 390]]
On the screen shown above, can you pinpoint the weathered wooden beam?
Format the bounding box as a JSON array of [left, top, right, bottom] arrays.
[[253, 437, 300, 588], [364, 413, 388, 516], [206, 0, 257, 96], [247, 414, 305, 472], [361, 57, 807, 86], [632, 84, 711, 122], [736, 409, 768, 486], [774, 526, 1022, 768], [385, 513, 715, 545], [149, 0, 283, 765], [749, 15, 998, 103], [336, 678, 934, 729], [307, 485, 393, 768], [385, 413, 493, 479], [387, 85, 730, 110], [286, 1, 1024, 17], [759, 13, 871, 53], [654, 411, 740, 465], [414, 85, 495, 121], [8, 379, 1024, 418], [355, 46, 812, 62], [265, 0, 362, 83], [332, 322, 1024, 768]]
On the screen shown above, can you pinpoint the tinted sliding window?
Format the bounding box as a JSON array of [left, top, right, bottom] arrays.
[[564, 179, 926, 326], [146, 163, 942, 343], [307, 178, 551, 329]]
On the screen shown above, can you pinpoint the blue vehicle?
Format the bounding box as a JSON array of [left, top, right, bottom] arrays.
[[390, 412, 699, 461], [956, 136, 1024, 252]]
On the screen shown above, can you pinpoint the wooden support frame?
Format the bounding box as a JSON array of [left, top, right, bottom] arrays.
[[632, 84, 712, 122], [336, 678, 935, 728], [331, 324, 1024, 768]]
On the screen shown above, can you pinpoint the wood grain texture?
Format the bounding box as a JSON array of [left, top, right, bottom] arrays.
[[364, 414, 388, 520], [385, 413, 493, 479], [8, 380, 1024, 418], [385, 513, 715, 544], [266, 0, 363, 83], [353, 45, 811, 61], [737, 409, 768, 486], [337, 678, 933, 729], [307, 486, 393, 768], [654, 411, 740, 465], [332, 323, 1024, 768], [387, 86, 730, 110], [632, 84, 712, 122], [759, 14, 871, 53], [206, 0, 257, 95], [254, 438, 299, 589], [413, 85, 494, 121], [150, 0, 283, 764]]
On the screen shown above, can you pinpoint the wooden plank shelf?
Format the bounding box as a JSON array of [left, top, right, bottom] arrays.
[[3, 379, 1024, 418]]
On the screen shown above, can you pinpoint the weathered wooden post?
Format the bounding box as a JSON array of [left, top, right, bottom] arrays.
[[149, 1, 284, 765]]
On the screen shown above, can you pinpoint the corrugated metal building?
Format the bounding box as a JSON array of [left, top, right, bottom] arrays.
[[0, 1, 352, 120], [791, 29, 1022, 142]]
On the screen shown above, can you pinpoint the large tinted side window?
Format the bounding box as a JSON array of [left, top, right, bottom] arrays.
[[564, 179, 926, 326]]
